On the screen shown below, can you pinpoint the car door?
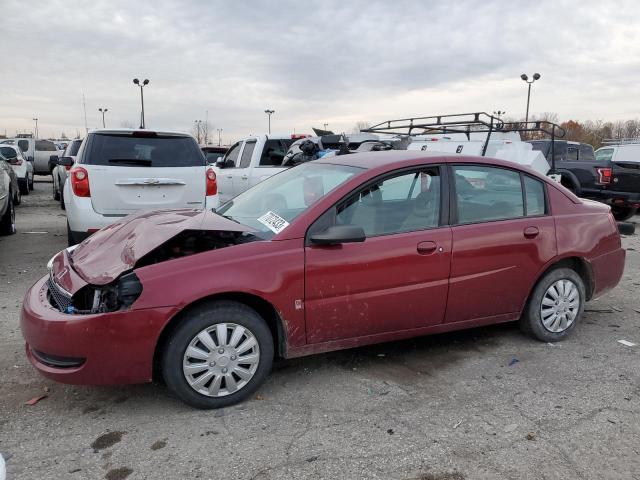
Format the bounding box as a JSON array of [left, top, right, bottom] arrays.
[[216, 142, 242, 203], [445, 164, 556, 323], [232, 139, 257, 195], [304, 166, 452, 344]]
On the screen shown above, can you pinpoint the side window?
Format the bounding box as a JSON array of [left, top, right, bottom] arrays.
[[567, 146, 578, 162], [579, 144, 595, 161], [18, 140, 29, 153], [453, 165, 524, 223], [334, 167, 441, 237], [36, 140, 56, 152], [239, 141, 256, 168], [524, 176, 546, 217], [595, 148, 614, 162], [224, 142, 241, 168], [259, 139, 293, 166]]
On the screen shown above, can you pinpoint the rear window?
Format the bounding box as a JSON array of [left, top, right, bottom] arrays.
[[595, 148, 614, 162], [18, 140, 29, 153], [85, 134, 205, 167], [579, 144, 595, 161], [36, 140, 57, 151]]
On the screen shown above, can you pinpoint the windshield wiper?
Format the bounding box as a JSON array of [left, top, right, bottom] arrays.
[[108, 158, 153, 166]]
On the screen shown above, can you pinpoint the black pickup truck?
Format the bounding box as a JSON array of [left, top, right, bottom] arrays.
[[529, 140, 640, 221]]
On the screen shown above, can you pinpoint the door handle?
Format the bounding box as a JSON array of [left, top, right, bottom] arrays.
[[417, 241, 438, 255], [241, 175, 248, 180], [226, 175, 233, 179], [524, 226, 540, 238]]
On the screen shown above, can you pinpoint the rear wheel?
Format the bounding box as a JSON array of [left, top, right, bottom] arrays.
[[14, 185, 21, 205], [52, 179, 60, 201], [28, 173, 34, 190], [611, 205, 637, 222], [0, 195, 16, 236], [520, 268, 585, 342], [19, 179, 29, 195], [162, 301, 274, 409], [67, 222, 77, 246], [60, 187, 65, 210]]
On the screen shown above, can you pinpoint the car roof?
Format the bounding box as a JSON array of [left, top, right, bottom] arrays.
[[90, 128, 193, 137]]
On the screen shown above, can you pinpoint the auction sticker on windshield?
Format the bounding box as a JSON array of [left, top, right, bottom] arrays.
[[257, 211, 290, 234]]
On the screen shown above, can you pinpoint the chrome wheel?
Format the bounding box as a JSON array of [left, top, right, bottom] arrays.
[[182, 323, 260, 397], [540, 279, 580, 333]]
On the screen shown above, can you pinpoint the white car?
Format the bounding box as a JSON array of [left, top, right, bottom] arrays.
[[64, 129, 218, 245], [0, 137, 60, 175], [52, 138, 83, 208], [0, 144, 34, 194]]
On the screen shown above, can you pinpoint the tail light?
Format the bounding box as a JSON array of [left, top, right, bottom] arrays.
[[70, 166, 90, 197], [596, 167, 612, 184], [206, 168, 217, 196], [13, 158, 23, 165]]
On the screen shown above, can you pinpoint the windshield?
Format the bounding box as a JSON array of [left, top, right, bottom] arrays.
[[595, 148, 614, 162], [217, 162, 362, 239]]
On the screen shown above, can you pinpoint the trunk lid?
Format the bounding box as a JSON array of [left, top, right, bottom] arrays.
[[64, 209, 254, 286], [611, 161, 640, 193]]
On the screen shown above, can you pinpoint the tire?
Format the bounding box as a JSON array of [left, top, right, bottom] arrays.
[[611, 205, 637, 222], [560, 176, 579, 196], [53, 179, 60, 201], [19, 178, 29, 196], [520, 267, 585, 342], [28, 173, 34, 191], [60, 188, 65, 210], [67, 221, 77, 246], [0, 194, 16, 236], [14, 185, 21, 205], [162, 301, 274, 409]]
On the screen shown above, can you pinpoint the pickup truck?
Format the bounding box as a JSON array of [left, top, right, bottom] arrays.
[[529, 139, 640, 220], [213, 134, 294, 203]]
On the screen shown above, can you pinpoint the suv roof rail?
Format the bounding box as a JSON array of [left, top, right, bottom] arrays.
[[602, 138, 640, 145], [361, 112, 566, 172]]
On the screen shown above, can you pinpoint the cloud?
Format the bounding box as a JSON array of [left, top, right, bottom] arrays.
[[1, 0, 639, 140]]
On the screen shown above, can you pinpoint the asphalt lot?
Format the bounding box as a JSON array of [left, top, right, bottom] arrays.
[[1, 178, 639, 480]]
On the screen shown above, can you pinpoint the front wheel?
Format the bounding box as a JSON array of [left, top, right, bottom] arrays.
[[611, 205, 637, 222], [520, 268, 585, 342], [0, 195, 16, 235], [162, 301, 274, 409]]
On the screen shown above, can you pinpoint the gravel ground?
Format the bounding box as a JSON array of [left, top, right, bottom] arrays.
[[1, 179, 639, 480]]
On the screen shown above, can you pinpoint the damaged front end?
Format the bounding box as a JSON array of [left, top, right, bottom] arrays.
[[47, 269, 143, 315], [46, 209, 257, 316]]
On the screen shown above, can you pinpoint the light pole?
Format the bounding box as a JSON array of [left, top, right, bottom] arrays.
[[323, 123, 329, 132], [520, 73, 540, 124], [217, 128, 223, 146], [133, 78, 149, 129], [194, 120, 203, 144], [32, 118, 38, 138], [98, 108, 108, 128], [264, 109, 275, 134]]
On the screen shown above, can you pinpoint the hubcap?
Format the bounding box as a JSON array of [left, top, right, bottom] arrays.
[[540, 279, 580, 333], [182, 323, 260, 397]]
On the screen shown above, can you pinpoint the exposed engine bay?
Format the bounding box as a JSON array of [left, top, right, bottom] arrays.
[[48, 230, 256, 315]]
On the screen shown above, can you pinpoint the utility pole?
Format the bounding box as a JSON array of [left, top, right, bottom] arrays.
[[32, 118, 39, 138], [194, 120, 203, 144], [323, 123, 329, 132], [82, 92, 88, 133], [264, 109, 275, 134], [217, 128, 223, 146], [205, 110, 209, 145]]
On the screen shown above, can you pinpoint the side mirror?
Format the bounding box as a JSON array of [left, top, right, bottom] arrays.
[[215, 159, 226, 168], [58, 157, 74, 167], [310, 225, 366, 245]]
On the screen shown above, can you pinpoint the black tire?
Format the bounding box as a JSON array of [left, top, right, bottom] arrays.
[[19, 179, 29, 196], [0, 194, 16, 236], [611, 205, 637, 222], [14, 185, 21, 205], [28, 173, 34, 190], [520, 267, 585, 342], [53, 180, 60, 201], [162, 301, 274, 409], [67, 221, 77, 246], [560, 176, 580, 196], [60, 188, 65, 210]]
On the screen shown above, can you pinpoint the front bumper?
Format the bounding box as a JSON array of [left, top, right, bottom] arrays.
[[21, 275, 178, 385]]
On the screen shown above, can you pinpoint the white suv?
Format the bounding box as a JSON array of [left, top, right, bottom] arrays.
[[0, 144, 34, 194], [64, 129, 218, 245]]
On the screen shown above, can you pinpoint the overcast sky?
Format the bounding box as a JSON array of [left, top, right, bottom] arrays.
[[2, 0, 639, 142]]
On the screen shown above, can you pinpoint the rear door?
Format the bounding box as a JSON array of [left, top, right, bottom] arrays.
[[446, 165, 556, 323], [84, 132, 206, 215]]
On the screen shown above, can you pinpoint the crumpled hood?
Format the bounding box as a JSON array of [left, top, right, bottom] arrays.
[[69, 209, 254, 285]]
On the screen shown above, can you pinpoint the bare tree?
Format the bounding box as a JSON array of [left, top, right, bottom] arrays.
[[352, 121, 371, 133], [191, 120, 213, 144]]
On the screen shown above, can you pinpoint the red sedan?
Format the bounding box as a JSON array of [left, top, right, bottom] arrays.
[[21, 151, 625, 408]]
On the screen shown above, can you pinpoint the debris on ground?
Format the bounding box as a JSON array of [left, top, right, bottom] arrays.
[[255, 394, 264, 400], [24, 394, 47, 406], [508, 358, 519, 367], [453, 419, 464, 429], [526, 432, 536, 441], [585, 308, 614, 313], [617, 340, 636, 347]]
